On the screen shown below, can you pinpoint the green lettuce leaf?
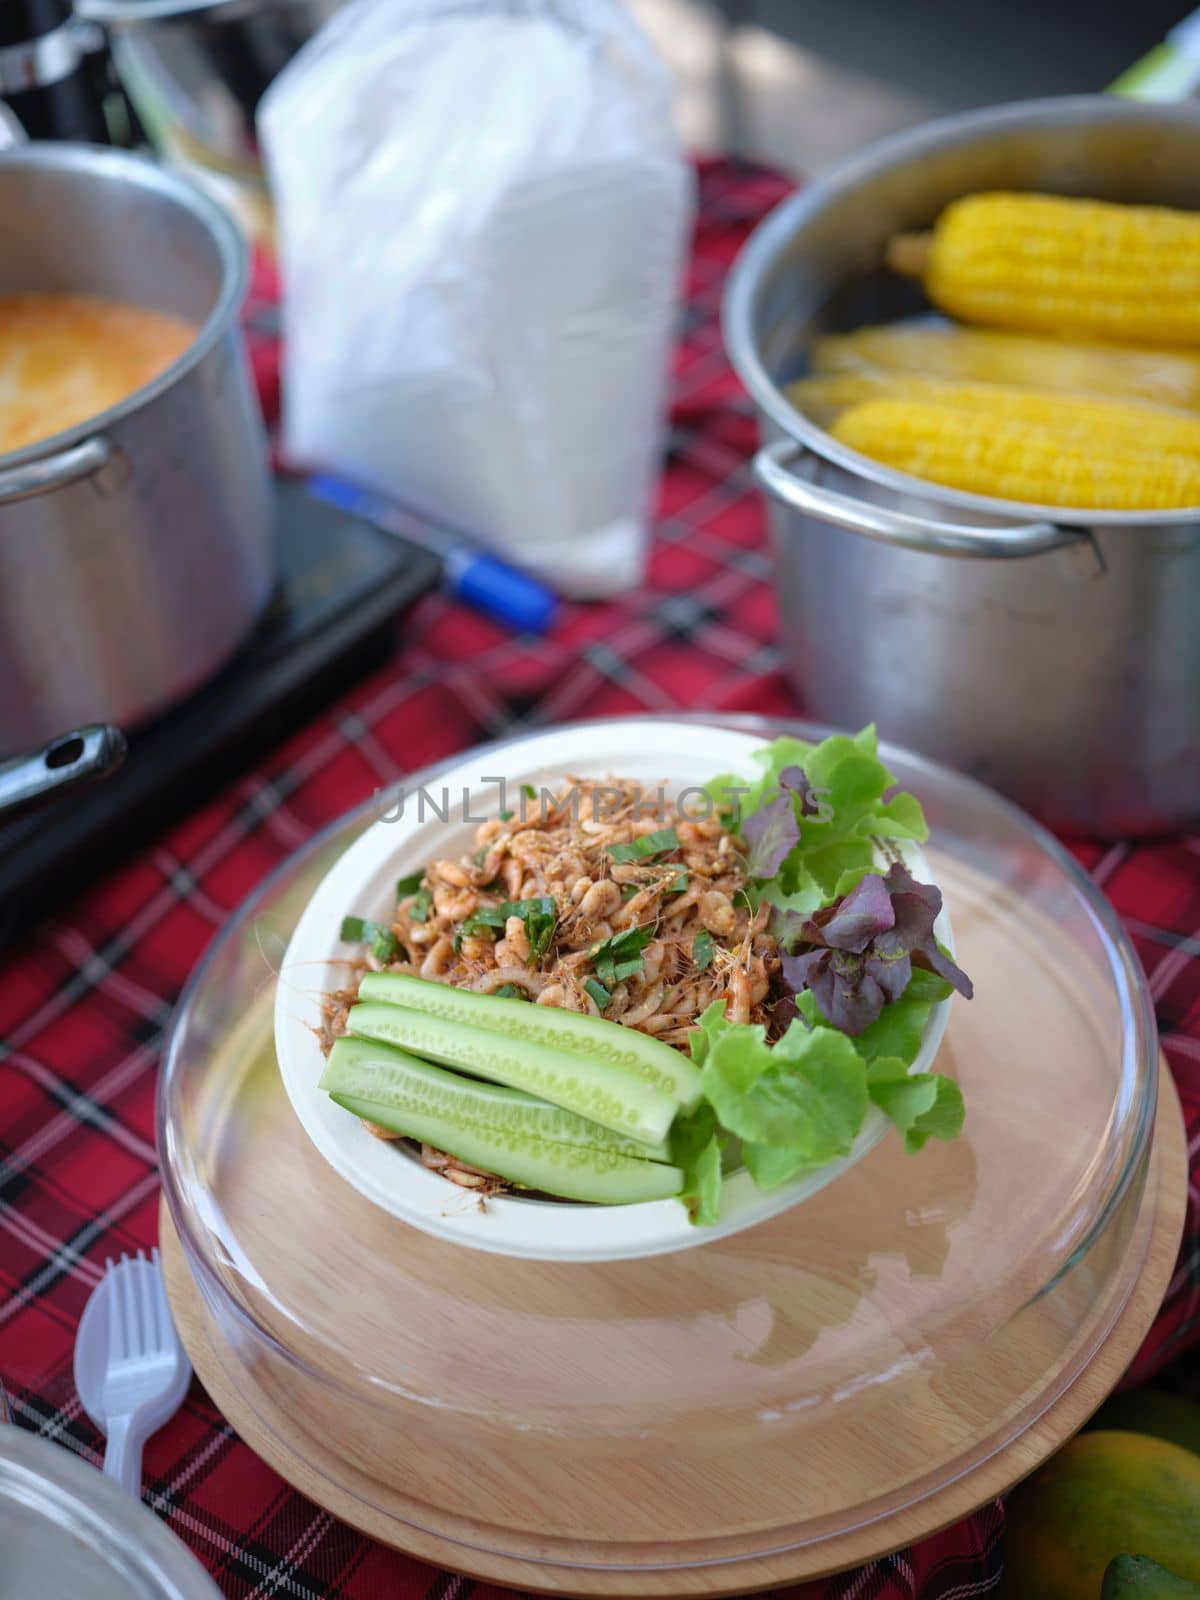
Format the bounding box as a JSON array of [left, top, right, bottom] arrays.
[[902, 967, 955, 1005], [701, 1019, 867, 1159], [741, 1141, 824, 1191], [729, 730, 928, 928], [759, 866, 824, 917], [828, 989, 930, 1064], [800, 837, 877, 898], [705, 736, 815, 826], [687, 999, 733, 1070], [866, 1057, 965, 1152], [669, 1102, 723, 1225], [864, 789, 929, 841]]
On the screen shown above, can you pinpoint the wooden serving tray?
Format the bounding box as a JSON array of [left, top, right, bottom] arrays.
[[160, 1058, 1186, 1598]]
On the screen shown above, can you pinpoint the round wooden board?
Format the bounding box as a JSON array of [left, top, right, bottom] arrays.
[[160, 1058, 1187, 1598]]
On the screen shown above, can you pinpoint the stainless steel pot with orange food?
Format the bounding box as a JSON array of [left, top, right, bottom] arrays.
[[0, 142, 272, 754], [723, 96, 1200, 836]]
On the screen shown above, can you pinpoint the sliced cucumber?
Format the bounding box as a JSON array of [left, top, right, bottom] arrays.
[[321, 1034, 671, 1161], [322, 1040, 682, 1205], [347, 1002, 676, 1146], [357, 971, 702, 1111]]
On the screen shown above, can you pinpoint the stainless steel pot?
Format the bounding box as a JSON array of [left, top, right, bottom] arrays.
[[0, 142, 272, 754], [724, 96, 1200, 836]]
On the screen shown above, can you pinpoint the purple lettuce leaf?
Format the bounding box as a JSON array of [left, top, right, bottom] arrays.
[[804, 870, 894, 953], [777, 863, 972, 1036], [741, 766, 816, 879], [781, 947, 886, 1036], [743, 792, 800, 878], [878, 864, 972, 999]]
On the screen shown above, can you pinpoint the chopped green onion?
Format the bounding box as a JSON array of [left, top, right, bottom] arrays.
[[584, 977, 612, 1010], [607, 827, 679, 865], [395, 871, 424, 899], [370, 926, 400, 963], [693, 929, 715, 971], [499, 809, 514, 822], [663, 868, 689, 894], [492, 983, 529, 1000], [453, 922, 495, 952], [459, 896, 557, 960], [341, 915, 404, 963], [620, 883, 640, 901], [408, 888, 433, 923], [521, 783, 537, 800], [591, 924, 655, 986]]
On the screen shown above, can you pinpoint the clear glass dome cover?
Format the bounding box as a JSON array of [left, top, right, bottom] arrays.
[[158, 715, 1158, 1570]]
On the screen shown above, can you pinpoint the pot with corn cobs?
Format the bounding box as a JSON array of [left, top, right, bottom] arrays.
[[724, 96, 1200, 836]]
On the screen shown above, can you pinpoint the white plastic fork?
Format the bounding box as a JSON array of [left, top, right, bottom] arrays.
[[74, 1249, 191, 1496]]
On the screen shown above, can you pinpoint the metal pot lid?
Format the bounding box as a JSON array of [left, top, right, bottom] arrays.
[[0, 1428, 220, 1600]]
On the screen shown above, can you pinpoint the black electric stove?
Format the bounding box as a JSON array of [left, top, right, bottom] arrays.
[[0, 478, 441, 947]]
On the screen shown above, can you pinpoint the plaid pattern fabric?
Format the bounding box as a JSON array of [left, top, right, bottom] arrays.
[[1, 159, 1197, 1600]]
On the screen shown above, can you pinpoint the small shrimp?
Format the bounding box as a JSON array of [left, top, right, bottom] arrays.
[[725, 968, 752, 1025], [433, 883, 478, 921], [537, 981, 583, 1012], [471, 843, 506, 885], [622, 980, 665, 1028], [574, 880, 621, 934], [434, 860, 472, 889], [362, 1119, 400, 1141], [504, 914, 531, 963], [420, 935, 454, 979], [611, 886, 657, 928], [677, 817, 722, 844], [641, 938, 666, 985], [640, 1012, 684, 1034], [699, 890, 736, 937]]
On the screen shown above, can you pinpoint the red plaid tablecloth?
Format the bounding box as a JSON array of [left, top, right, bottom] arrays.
[[2, 160, 1198, 1600]]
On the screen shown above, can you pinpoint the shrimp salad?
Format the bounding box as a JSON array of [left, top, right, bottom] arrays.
[[318, 730, 973, 1222]]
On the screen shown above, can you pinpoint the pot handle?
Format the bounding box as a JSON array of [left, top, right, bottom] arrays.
[[0, 436, 112, 505], [0, 724, 126, 823], [754, 439, 1086, 559]]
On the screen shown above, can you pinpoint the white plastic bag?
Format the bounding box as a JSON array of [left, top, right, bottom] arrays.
[[259, 0, 694, 597]]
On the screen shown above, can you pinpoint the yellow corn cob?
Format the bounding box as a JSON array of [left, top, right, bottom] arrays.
[[811, 322, 1200, 411], [788, 372, 1200, 451], [830, 398, 1200, 510], [887, 193, 1200, 347]]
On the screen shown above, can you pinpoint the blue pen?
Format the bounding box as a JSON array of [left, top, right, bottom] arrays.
[[306, 473, 559, 636]]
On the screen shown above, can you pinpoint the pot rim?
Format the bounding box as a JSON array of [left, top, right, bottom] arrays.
[[723, 93, 1200, 530], [0, 142, 249, 470]]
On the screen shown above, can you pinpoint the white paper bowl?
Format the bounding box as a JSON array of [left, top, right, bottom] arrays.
[[275, 720, 954, 1262]]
